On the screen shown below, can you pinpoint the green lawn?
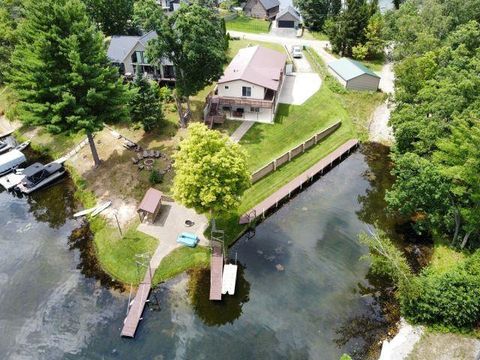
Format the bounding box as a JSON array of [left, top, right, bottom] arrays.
[[153, 246, 210, 285], [91, 219, 159, 285], [226, 15, 271, 34], [303, 30, 329, 41], [241, 87, 349, 171], [214, 46, 384, 244]]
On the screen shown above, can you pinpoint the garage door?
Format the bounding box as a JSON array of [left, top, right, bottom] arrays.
[[278, 20, 295, 28]]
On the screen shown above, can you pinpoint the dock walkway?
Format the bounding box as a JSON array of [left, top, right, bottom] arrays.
[[209, 244, 223, 300], [239, 139, 359, 224], [121, 271, 152, 337]]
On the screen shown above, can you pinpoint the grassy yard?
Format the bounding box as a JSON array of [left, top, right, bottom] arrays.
[[225, 15, 271, 34], [214, 46, 384, 244], [303, 30, 329, 41], [90, 218, 159, 285], [153, 246, 210, 285]]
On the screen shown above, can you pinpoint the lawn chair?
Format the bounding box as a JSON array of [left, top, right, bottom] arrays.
[[131, 157, 139, 164], [154, 150, 160, 158], [143, 150, 149, 158], [137, 153, 143, 160], [149, 150, 155, 158], [138, 164, 144, 171]]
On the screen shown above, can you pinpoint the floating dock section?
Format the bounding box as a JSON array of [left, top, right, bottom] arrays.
[[209, 244, 223, 300], [121, 272, 152, 338], [239, 139, 359, 224], [222, 264, 238, 295]]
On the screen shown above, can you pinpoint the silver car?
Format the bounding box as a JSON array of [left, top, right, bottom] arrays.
[[292, 46, 303, 58]]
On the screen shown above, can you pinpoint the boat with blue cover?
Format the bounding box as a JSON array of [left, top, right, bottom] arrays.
[[176, 232, 199, 247]]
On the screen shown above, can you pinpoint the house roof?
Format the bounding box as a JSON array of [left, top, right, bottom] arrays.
[[259, 0, 279, 10], [107, 36, 140, 63], [218, 46, 287, 91], [107, 31, 158, 63], [138, 188, 162, 214], [328, 58, 380, 81], [276, 6, 301, 21]]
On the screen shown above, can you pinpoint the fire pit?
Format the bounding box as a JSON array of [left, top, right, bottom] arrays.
[[143, 158, 154, 167]]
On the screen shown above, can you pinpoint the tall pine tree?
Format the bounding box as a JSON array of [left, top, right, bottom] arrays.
[[129, 74, 164, 132], [9, 0, 129, 167]]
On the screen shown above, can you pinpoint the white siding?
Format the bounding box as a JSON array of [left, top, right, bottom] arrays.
[[217, 80, 266, 99], [346, 74, 380, 91]]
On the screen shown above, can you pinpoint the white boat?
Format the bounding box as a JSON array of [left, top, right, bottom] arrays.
[[0, 140, 13, 154], [0, 150, 26, 177], [0, 170, 25, 190], [90, 201, 112, 217], [15, 162, 66, 194], [15, 140, 30, 152]]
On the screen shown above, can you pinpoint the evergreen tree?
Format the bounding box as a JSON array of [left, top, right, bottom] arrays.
[[0, 0, 23, 84], [295, 0, 341, 31], [129, 74, 164, 132], [83, 0, 138, 35], [9, 0, 129, 167], [325, 0, 372, 57]]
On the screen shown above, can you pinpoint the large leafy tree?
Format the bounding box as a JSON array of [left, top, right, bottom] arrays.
[[135, 1, 228, 126], [172, 123, 250, 216], [83, 0, 138, 35], [129, 74, 164, 132], [9, 0, 129, 167], [387, 15, 480, 245], [295, 0, 341, 31]]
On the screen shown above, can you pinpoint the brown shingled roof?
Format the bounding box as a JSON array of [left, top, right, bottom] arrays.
[[218, 46, 287, 91], [138, 188, 162, 214]]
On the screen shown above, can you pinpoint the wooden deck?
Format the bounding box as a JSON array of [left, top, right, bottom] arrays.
[[121, 272, 152, 338], [239, 139, 359, 224], [209, 244, 223, 300]]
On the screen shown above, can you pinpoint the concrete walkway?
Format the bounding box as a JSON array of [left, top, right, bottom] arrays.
[[230, 121, 254, 143], [138, 200, 209, 269]]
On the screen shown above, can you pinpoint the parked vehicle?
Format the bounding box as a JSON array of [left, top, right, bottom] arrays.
[[0, 150, 26, 176], [292, 46, 303, 58], [15, 162, 66, 194]]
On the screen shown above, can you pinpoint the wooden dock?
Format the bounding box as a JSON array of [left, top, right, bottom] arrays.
[[209, 244, 223, 300], [121, 272, 152, 338], [239, 139, 359, 224]]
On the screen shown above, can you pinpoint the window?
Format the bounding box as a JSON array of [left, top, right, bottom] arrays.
[[242, 86, 251, 97], [250, 107, 259, 112], [225, 86, 229, 89]]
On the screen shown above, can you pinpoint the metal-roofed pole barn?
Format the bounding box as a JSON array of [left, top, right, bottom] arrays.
[[327, 58, 381, 91]]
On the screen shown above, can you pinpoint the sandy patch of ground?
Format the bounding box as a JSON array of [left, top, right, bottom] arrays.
[[369, 100, 394, 144], [407, 332, 480, 360], [379, 319, 424, 360]]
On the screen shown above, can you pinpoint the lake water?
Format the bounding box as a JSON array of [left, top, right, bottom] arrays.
[[0, 145, 396, 360]]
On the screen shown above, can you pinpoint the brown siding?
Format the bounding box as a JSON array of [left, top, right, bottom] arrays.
[[245, 0, 267, 18]]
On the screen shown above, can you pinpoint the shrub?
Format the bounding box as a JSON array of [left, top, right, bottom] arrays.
[[159, 86, 174, 103], [149, 169, 163, 184], [401, 251, 480, 330], [352, 44, 368, 60]]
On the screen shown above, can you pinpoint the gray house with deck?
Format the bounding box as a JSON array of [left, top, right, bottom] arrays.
[[107, 31, 175, 82]]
